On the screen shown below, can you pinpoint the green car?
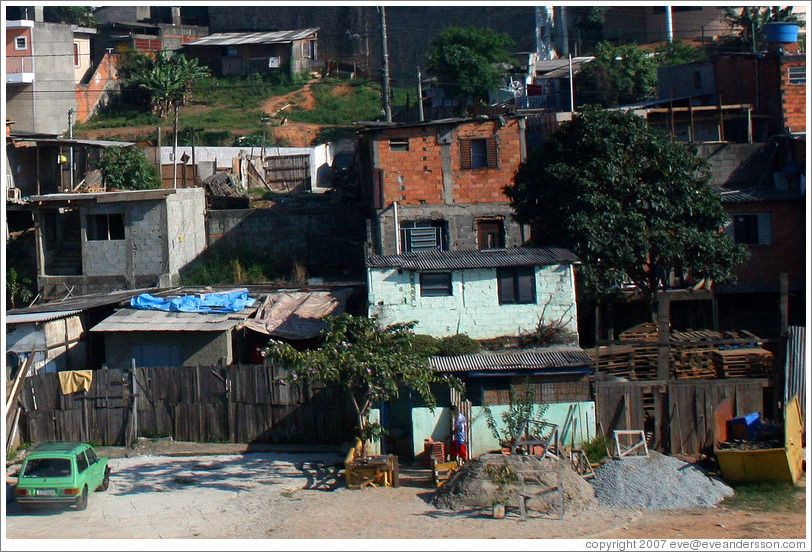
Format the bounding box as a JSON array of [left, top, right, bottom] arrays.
[[14, 442, 110, 511]]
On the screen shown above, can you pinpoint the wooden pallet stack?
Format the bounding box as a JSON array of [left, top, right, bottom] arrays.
[[588, 345, 635, 379], [670, 329, 721, 380], [711, 348, 774, 378], [619, 323, 659, 380]]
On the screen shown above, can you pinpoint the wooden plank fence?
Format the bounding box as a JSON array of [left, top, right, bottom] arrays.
[[596, 379, 769, 455], [19, 364, 356, 446]]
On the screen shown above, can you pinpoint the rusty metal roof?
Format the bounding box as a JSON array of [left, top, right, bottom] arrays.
[[90, 307, 253, 332], [367, 247, 579, 270], [429, 346, 592, 373], [186, 28, 319, 47]]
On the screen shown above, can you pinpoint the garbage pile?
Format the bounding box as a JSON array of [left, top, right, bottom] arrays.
[[717, 413, 784, 451], [432, 453, 595, 512], [590, 451, 733, 510]]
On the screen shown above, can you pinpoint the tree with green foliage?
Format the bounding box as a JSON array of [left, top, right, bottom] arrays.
[[575, 40, 705, 107], [43, 6, 96, 26], [118, 51, 209, 118], [6, 268, 33, 309], [722, 6, 805, 52], [504, 108, 748, 309], [97, 146, 162, 190], [425, 26, 516, 108], [264, 314, 459, 452]]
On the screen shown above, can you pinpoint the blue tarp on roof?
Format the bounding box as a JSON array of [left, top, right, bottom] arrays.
[[130, 290, 256, 313]]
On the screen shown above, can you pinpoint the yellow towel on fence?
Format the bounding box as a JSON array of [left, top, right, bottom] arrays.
[[58, 370, 93, 395]]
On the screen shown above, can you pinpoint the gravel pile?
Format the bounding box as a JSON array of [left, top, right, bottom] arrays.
[[590, 451, 733, 510]]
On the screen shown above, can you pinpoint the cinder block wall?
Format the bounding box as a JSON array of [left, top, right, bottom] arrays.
[[166, 188, 207, 278], [367, 264, 578, 339], [206, 203, 366, 276]]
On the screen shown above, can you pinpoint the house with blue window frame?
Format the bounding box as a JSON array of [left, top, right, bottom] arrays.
[[366, 247, 580, 340]]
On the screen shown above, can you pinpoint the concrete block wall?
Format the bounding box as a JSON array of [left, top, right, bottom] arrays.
[[367, 263, 578, 339], [206, 203, 366, 275]]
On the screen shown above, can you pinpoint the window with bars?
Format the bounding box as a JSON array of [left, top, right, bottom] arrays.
[[497, 266, 536, 304], [401, 220, 448, 252], [460, 137, 497, 169]]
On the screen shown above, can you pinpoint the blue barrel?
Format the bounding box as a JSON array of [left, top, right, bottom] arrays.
[[764, 22, 799, 43]]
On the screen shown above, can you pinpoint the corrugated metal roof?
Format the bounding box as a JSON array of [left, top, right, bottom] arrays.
[[29, 189, 176, 203], [90, 308, 253, 332], [6, 288, 159, 315], [367, 247, 579, 270], [719, 187, 802, 203], [6, 310, 83, 324], [10, 138, 134, 148], [186, 28, 319, 47], [429, 346, 592, 373]]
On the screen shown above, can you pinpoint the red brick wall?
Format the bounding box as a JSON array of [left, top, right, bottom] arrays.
[[373, 118, 523, 206], [725, 200, 806, 287], [75, 54, 119, 123], [779, 57, 806, 133]]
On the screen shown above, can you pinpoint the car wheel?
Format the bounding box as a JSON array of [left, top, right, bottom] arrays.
[[76, 486, 88, 511], [98, 467, 110, 491]]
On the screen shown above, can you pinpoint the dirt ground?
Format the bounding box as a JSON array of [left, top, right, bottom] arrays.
[[78, 79, 325, 148], [4, 441, 808, 542]]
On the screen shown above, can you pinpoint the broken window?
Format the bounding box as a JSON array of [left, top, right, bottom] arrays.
[[420, 272, 452, 297], [460, 137, 497, 169], [497, 267, 536, 305], [477, 218, 505, 249], [401, 220, 447, 252], [87, 213, 125, 241]]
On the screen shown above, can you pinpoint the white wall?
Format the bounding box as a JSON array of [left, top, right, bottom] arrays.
[[367, 264, 578, 340]]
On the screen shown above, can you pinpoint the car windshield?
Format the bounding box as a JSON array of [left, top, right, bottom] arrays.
[[21, 458, 72, 478]]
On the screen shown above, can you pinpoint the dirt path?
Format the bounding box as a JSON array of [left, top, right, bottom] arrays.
[[5, 446, 807, 541]]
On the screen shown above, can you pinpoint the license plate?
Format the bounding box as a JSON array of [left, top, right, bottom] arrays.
[[36, 489, 56, 496]]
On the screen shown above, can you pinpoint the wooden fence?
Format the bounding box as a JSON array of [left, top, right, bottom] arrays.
[[19, 364, 357, 446], [595, 379, 769, 455]]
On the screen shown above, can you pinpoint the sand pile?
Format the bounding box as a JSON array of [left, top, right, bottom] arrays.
[[590, 451, 734, 510], [432, 453, 595, 512]]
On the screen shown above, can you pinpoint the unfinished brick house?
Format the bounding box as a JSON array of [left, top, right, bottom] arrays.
[[356, 116, 528, 256]]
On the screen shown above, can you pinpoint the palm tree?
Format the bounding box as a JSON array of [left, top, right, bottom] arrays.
[[123, 51, 209, 118], [722, 6, 804, 52]]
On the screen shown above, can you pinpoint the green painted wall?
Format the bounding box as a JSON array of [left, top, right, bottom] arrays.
[[408, 402, 595, 458]]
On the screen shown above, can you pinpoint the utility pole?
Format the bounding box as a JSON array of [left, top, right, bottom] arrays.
[[380, 6, 392, 122], [417, 67, 424, 122], [665, 6, 674, 43], [172, 102, 179, 189], [67, 108, 75, 190]]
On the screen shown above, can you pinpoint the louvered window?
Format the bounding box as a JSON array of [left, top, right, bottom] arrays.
[[420, 272, 452, 297], [401, 220, 448, 252], [460, 137, 497, 169], [788, 66, 805, 86]]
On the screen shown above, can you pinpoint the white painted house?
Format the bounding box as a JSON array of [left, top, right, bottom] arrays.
[[366, 248, 580, 340]]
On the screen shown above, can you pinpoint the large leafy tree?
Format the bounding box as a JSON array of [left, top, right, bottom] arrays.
[[264, 314, 458, 452], [425, 26, 515, 108], [43, 6, 96, 26], [575, 41, 705, 107], [504, 108, 747, 308], [119, 51, 209, 118], [722, 6, 805, 51]]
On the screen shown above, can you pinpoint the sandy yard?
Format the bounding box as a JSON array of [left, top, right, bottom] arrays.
[[4, 444, 808, 542]]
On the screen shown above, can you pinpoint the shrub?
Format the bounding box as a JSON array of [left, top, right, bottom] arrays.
[[97, 146, 161, 190], [436, 334, 481, 356], [581, 433, 613, 464], [412, 334, 441, 357]]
